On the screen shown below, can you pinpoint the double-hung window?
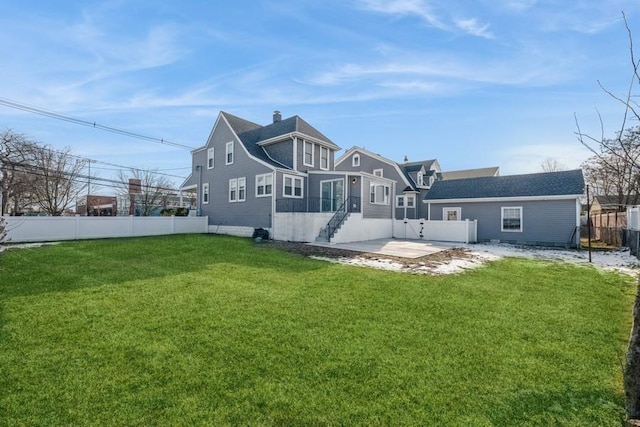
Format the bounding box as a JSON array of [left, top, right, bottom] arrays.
[[229, 178, 246, 202], [320, 146, 329, 170], [443, 207, 461, 221], [352, 154, 360, 167], [501, 207, 522, 232], [396, 195, 405, 208], [283, 175, 303, 198], [202, 183, 209, 204], [303, 140, 314, 166], [256, 173, 273, 197], [373, 169, 383, 177], [207, 148, 215, 169], [225, 141, 234, 165], [370, 182, 390, 205]]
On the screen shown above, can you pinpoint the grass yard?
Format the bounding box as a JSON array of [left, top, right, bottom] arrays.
[[0, 234, 635, 426]]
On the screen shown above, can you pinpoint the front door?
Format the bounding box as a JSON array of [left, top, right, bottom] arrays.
[[321, 179, 345, 212]]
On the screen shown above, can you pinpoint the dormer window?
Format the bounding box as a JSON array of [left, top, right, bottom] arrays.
[[417, 172, 424, 186], [352, 154, 360, 167], [303, 140, 314, 166], [373, 169, 383, 177]]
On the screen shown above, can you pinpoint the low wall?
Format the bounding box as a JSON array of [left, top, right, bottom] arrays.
[[332, 214, 393, 243], [208, 225, 262, 238], [3, 215, 209, 243], [393, 219, 477, 243], [272, 212, 334, 242]]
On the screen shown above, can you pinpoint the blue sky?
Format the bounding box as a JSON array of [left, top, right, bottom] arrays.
[[1, 1, 639, 190]]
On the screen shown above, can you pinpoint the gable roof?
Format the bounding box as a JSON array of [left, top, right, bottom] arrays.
[[402, 160, 437, 173], [220, 111, 339, 168], [425, 169, 584, 201], [441, 166, 499, 180]]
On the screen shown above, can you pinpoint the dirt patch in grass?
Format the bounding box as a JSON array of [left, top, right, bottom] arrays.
[[263, 240, 475, 273]]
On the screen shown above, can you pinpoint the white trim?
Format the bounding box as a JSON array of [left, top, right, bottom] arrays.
[[336, 146, 413, 188], [283, 174, 303, 198], [443, 207, 461, 221], [501, 206, 523, 232], [257, 131, 340, 150], [352, 153, 360, 167], [303, 140, 314, 167], [369, 182, 390, 205], [225, 141, 234, 165], [238, 177, 246, 202], [396, 195, 405, 208], [207, 148, 215, 169], [320, 178, 345, 212], [423, 194, 583, 204], [406, 194, 415, 208], [202, 183, 209, 205], [373, 168, 383, 177], [255, 173, 273, 197], [228, 178, 238, 202]]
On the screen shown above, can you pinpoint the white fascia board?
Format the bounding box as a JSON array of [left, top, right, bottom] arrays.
[[336, 146, 412, 188], [422, 194, 584, 204], [219, 114, 279, 171], [335, 146, 359, 166], [180, 184, 197, 191]]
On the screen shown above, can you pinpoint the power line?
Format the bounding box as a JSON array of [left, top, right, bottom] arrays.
[[0, 96, 196, 150]]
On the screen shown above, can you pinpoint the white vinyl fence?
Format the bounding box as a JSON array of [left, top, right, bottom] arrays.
[[393, 219, 477, 243], [3, 215, 209, 243], [628, 206, 640, 231]]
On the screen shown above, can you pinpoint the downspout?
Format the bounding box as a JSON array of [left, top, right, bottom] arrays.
[[271, 170, 276, 236], [196, 165, 202, 216]]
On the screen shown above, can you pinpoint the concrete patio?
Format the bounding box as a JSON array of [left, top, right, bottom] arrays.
[[308, 238, 460, 259]]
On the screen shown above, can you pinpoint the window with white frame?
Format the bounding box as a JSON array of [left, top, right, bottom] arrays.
[[207, 148, 215, 169], [406, 195, 415, 208], [256, 173, 273, 197], [443, 207, 461, 221], [225, 141, 234, 165], [202, 183, 209, 204], [396, 195, 405, 207], [283, 175, 303, 198], [303, 140, 314, 166], [320, 146, 329, 170], [352, 154, 360, 167], [229, 179, 237, 202], [228, 178, 246, 202], [373, 168, 383, 177], [370, 182, 390, 205], [502, 206, 522, 232], [417, 172, 424, 186]]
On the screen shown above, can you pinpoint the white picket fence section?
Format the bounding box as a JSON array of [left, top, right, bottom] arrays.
[[3, 215, 209, 243]]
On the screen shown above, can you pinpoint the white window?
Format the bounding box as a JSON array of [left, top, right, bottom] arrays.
[[256, 173, 273, 197], [303, 140, 314, 166], [202, 183, 209, 204], [417, 172, 424, 186], [443, 207, 461, 221], [406, 195, 415, 208], [229, 179, 237, 202], [238, 177, 246, 202], [228, 178, 246, 202], [320, 146, 329, 170], [373, 168, 383, 177], [502, 206, 523, 232], [396, 195, 405, 207], [283, 175, 303, 198], [370, 182, 390, 205], [225, 141, 234, 165], [352, 154, 360, 167], [207, 148, 215, 169], [397, 195, 416, 208]]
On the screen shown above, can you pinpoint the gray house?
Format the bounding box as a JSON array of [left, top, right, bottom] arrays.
[[182, 110, 584, 247], [424, 169, 584, 247]]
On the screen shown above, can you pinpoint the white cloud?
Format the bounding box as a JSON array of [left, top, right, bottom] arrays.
[[498, 143, 592, 175], [358, 0, 447, 30], [454, 18, 494, 39]]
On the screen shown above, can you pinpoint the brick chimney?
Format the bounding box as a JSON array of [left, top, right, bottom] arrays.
[[273, 110, 281, 123]]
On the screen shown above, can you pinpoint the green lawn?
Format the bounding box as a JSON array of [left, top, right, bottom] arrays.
[[0, 234, 635, 426]]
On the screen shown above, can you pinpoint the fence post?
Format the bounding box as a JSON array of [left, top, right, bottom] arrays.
[[75, 215, 80, 240], [171, 215, 176, 234]]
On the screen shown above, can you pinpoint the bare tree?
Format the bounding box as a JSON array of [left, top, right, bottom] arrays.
[[540, 158, 567, 172], [0, 216, 7, 243], [0, 129, 40, 215], [117, 169, 174, 216], [31, 146, 88, 216]]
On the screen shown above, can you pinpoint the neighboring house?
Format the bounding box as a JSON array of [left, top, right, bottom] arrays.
[[590, 195, 639, 214], [335, 147, 441, 220], [424, 169, 585, 247], [76, 195, 117, 216]]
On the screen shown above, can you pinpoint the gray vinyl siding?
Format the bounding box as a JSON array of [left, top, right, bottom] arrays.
[[296, 138, 335, 172], [198, 119, 273, 228], [263, 139, 293, 169], [427, 199, 578, 246], [362, 176, 393, 219], [307, 173, 345, 199]]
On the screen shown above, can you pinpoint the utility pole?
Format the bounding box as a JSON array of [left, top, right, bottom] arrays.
[[586, 184, 592, 263]]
